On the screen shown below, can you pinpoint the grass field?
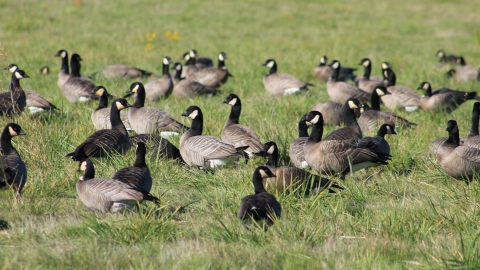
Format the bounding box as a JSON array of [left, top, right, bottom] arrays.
[[1, 0, 480, 268]]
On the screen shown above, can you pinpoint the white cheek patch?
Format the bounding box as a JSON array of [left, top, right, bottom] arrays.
[[95, 89, 105, 96], [267, 145, 275, 155], [381, 63, 389, 69], [423, 83, 430, 90], [189, 51, 196, 57], [386, 125, 393, 134], [332, 62, 339, 69], [116, 101, 126, 110], [132, 85, 139, 93], [8, 126, 18, 136], [259, 169, 269, 178], [15, 72, 23, 79], [228, 98, 237, 105], [189, 110, 198, 119], [310, 115, 320, 124], [376, 89, 385, 96], [61, 51, 66, 58], [80, 161, 87, 171], [320, 57, 326, 64], [9, 66, 18, 72], [348, 100, 358, 109], [266, 61, 275, 68], [184, 54, 190, 60], [363, 60, 370, 67], [219, 54, 225, 61], [176, 64, 182, 71], [163, 58, 171, 65]]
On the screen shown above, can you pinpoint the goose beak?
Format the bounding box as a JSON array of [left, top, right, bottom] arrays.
[[18, 130, 26, 136], [253, 150, 266, 157], [181, 111, 188, 117]]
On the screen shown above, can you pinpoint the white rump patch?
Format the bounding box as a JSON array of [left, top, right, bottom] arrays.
[[405, 106, 419, 112], [351, 161, 377, 173], [300, 161, 309, 169], [29, 107, 45, 114], [160, 131, 179, 138], [284, 88, 300, 95], [78, 96, 91, 102]]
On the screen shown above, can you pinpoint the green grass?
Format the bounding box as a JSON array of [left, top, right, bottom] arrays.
[[1, 0, 480, 268]]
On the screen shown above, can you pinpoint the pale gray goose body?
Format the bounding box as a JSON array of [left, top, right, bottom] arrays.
[[303, 111, 390, 178], [126, 82, 188, 136], [327, 60, 370, 104], [417, 81, 480, 112], [91, 86, 131, 131], [180, 106, 246, 169], [171, 63, 216, 98], [263, 59, 313, 96], [381, 66, 420, 112], [446, 57, 479, 81], [189, 52, 232, 88], [99, 65, 152, 79], [221, 94, 263, 158], [0, 123, 27, 195], [144, 56, 173, 100], [76, 159, 159, 213], [323, 98, 363, 144], [314, 56, 356, 82], [357, 124, 396, 156], [61, 53, 97, 103], [289, 113, 309, 168]]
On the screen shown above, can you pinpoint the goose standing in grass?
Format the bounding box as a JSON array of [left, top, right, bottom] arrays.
[[446, 57, 480, 81], [380, 65, 420, 112], [111, 142, 152, 193], [0, 123, 27, 195], [436, 50, 458, 65], [237, 166, 281, 231], [358, 86, 416, 134], [357, 124, 396, 156], [433, 120, 480, 180], [60, 53, 97, 103], [323, 98, 363, 144], [289, 113, 310, 168], [327, 60, 370, 104], [171, 63, 217, 98], [95, 64, 152, 79], [416, 81, 480, 112], [303, 111, 390, 178], [90, 86, 131, 130], [464, 102, 480, 149], [356, 58, 386, 93], [126, 82, 188, 136], [263, 59, 314, 96], [130, 133, 182, 161], [189, 52, 232, 88], [144, 56, 173, 100], [0, 69, 28, 117], [66, 98, 131, 161], [314, 55, 356, 82], [257, 141, 341, 195], [54, 49, 70, 89], [221, 94, 263, 158], [76, 159, 159, 213], [180, 106, 246, 169], [5, 64, 58, 114]]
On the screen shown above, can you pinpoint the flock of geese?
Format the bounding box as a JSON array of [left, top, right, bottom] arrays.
[[1, 48, 479, 231]]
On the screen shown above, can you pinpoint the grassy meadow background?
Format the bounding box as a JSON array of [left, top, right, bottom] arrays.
[[1, 0, 480, 268]]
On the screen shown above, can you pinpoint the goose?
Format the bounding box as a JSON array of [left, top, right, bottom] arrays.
[[381, 66, 420, 112], [60, 53, 97, 103], [357, 124, 396, 156], [130, 133, 183, 161], [326, 60, 370, 104], [171, 63, 217, 98], [464, 102, 480, 149], [0, 69, 28, 116], [76, 159, 159, 213], [263, 59, 314, 96], [221, 94, 263, 158], [144, 56, 173, 100], [289, 113, 310, 168], [180, 105, 246, 169], [358, 86, 416, 134], [310, 101, 361, 126], [433, 120, 480, 180], [188, 52, 232, 88], [126, 82, 188, 136], [66, 98, 131, 161], [96, 65, 152, 79], [446, 57, 480, 81], [5, 64, 58, 114], [186, 49, 214, 69], [54, 49, 70, 88], [237, 166, 281, 231], [436, 50, 459, 65], [39, 66, 50, 75], [303, 111, 390, 177], [416, 81, 479, 112], [314, 55, 356, 82], [181, 50, 199, 78], [91, 86, 132, 130], [257, 141, 341, 195], [111, 142, 152, 192], [356, 58, 386, 93], [323, 98, 363, 144], [0, 123, 27, 195]]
